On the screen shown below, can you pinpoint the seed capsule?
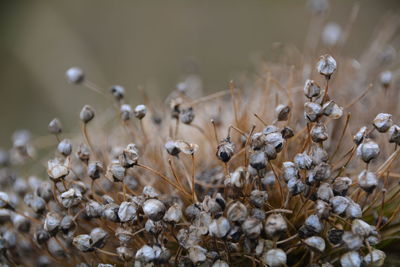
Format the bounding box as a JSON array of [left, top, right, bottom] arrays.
[[12, 214, 31, 232], [44, 212, 61, 235], [87, 161, 103, 180], [60, 215, 74, 232], [118, 201, 137, 222], [216, 138, 235, 163], [77, 143, 91, 163], [109, 85, 125, 100], [332, 177, 352, 196], [134, 104, 147, 120], [346, 201, 362, 219], [73, 234, 92, 252], [303, 79, 321, 99], [379, 71, 392, 88], [119, 144, 139, 168], [249, 151, 267, 170], [358, 170, 378, 193], [66, 67, 84, 84], [304, 102, 322, 122], [309, 162, 331, 181], [288, 178, 306, 195], [242, 217, 262, 239], [120, 104, 132, 121], [212, 260, 229, 267], [322, 100, 343, 119], [117, 246, 134, 262], [90, 228, 108, 248], [373, 113, 393, 133], [165, 140, 181, 156], [275, 104, 291, 121], [342, 231, 363, 251], [281, 126, 294, 139], [262, 248, 287, 267], [282, 161, 299, 182], [209, 216, 230, 238], [60, 188, 82, 208], [304, 236, 325, 252], [310, 123, 328, 143], [364, 249, 386, 266], [330, 196, 349, 215], [294, 153, 313, 170], [249, 190, 268, 208], [107, 161, 126, 182], [163, 203, 182, 223], [57, 139, 72, 156], [48, 118, 62, 135], [351, 219, 374, 237], [227, 201, 248, 223], [86, 200, 104, 218], [304, 214, 323, 234], [322, 22, 342, 46], [264, 214, 287, 238], [353, 126, 367, 145], [265, 131, 285, 152], [340, 251, 362, 267], [143, 199, 166, 221], [317, 54, 337, 79], [310, 145, 328, 165], [180, 107, 195, 124], [34, 228, 50, 245], [317, 183, 333, 202], [80, 105, 95, 123], [47, 159, 69, 181], [188, 245, 207, 264], [389, 125, 400, 144]]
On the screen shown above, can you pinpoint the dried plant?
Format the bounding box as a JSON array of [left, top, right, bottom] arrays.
[[0, 1, 400, 267]]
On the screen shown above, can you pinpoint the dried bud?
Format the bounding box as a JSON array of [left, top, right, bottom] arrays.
[[389, 125, 400, 144], [66, 67, 84, 84], [120, 104, 132, 121], [117, 246, 134, 262], [80, 105, 95, 123], [357, 140, 380, 163], [57, 139, 72, 156], [77, 143, 91, 163], [188, 246, 207, 264], [87, 161, 103, 180], [180, 107, 195, 124], [322, 100, 343, 119], [364, 249, 386, 266], [109, 85, 125, 100], [310, 145, 328, 165], [304, 102, 322, 122], [311, 123, 328, 143], [165, 140, 181, 156], [12, 214, 30, 232], [303, 79, 321, 99], [249, 190, 268, 208], [60, 215, 74, 232], [103, 203, 120, 222], [264, 214, 287, 238], [304, 214, 323, 234], [47, 159, 69, 181], [282, 162, 299, 182], [309, 162, 331, 181], [216, 138, 235, 162], [44, 212, 61, 235], [294, 153, 313, 170], [288, 178, 306, 195], [352, 219, 374, 237], [60, 188, 82, 208], [134, 104, 147, 120], [275, 104, 291, 121], [332, 177, 352, 196], [119, 144, 139, 168], [373, 113, 393, 133], [330, 196, 349, 214], [265, 131, 285, 152], [317, 54, 337, 79], [163, 203, 182, 223], [249, 151, 267, 170], [143, 199, 166, 221], [304, 236, 325, 252], [90, 228, 108, 248], [317, 183, 333, 202], [353, 126, 368, 145], [85, 200, 104, 218], [48, 118, 62, 135], [73, 234, 92, 252], [242, 217, 262, 239], [34, 228, 50, 245], [118, 201, 137, 222], [315, 200, 330, 219], [227, 201, 248, 223], [261, 248, 287, 267], [281, 126, 294, 139], [379, 70, 392, 88], [24, 194, 46, 214], [115, 227, 132, 245], [342, 231, 363, 251], [107, 161, 126, 182], [346, 201, 362, 219], [209, 217, 230, 238]]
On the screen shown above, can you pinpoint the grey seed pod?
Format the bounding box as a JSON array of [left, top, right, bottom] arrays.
[[228, 225, 243, 242], [109, 85, 125, 100], [57, 139, 72, 156], [102, 203, 120, 222], [351, 219, 374, 237], [249, 151, 267, 171], [12, 129, 31, 149], [34, 228, 50, 245], [60, 215, 74, 232], [119, 144, 139, 168], [227, 201, 248, 223], [24, 194, 46, 214], [135, 245, 157, 263], [341, 251, 362, 267], [0, 192, 10, 208], [265, 132, 285, 152], [48, 118, 62, 135], [251, 132, 266, 150], [77, 143, 91, 163], [304, 236, 325, 252], [101, 194, 114, 204], [288, 178, 306, 195], [310, 145, 328, 165], [88, 161, 103, 180], [202, 196, 222, 215], [317, 183, 333, 202], [328, 228, 344, 245], [333, 177, 352, 196], [251, 208, 266, 221], [118, 201, 137, 222], [262, 248, 287, 267], [216, 138, 235, 163], [185, 203, 201, 220], [315, 200, 330, 219], [163, 203, 182, 223], [143, 199, 166, 221], [80, 105, 95, 123], [249, 190, 268, 208], [373, 113, 393, 133], [36, 182, 53, 202], [304, 102, 322, 122], [0, 209, 11, 223], [72, 234, 92, 252], [346, 201, 362, 219], [281, 126, 294, 139], [264, 144, 277, 160], [134, 104, 147, 120], [120, 104, 132, 121], [303, 79, 321, 99], [156, 246, 171, 264], [47, 159, 69, 181], [294, 153, 313, 170], [107, 161, 126, 182], [60, 188, 82, 208], [165, 140, 181, 156], [263, 125, 279, 135], [282, 161, 299, 182], [142, 185, 159, 198], [358, 170, 378, 193], [330, 196, 350, 214], [145, 219, 163, 235], [48, 238, 65, 258], [212, 260, 229, 267], [311, 162, 331, 181], [305, 214, 323, 234], [317, 54, 337, 79], [367, 235, 380, 246], [90, 228, 108, 248], [72, 181, 88, 194], [3, 230, 16, 249], [264, 214, 287, 238], [322, 100, 343, 119], [124, 175, 138, 190], [188, 245, 207, 264], [342, 231, 363, 251], [389, 125, 400, 144], [262, 171, 276, 187], [117, 246, 134, 262], [322, 22, 341, 46], [242, 217, 262, 239], [353, 126, 367, 145], [379, 70, 392, 88], [209, 216, 230, 238], [44, 212, 61, 235], [275, 104, 291, 121], [66, 67, 84, 84], [180, 107, 195, 124], [115, 227, 132, 245], [12, 214, 31, 232], [364, 249, 386, 266], [311, 123, 328, 143]]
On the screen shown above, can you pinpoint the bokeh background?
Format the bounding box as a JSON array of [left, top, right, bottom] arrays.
[[0, 0, 398, 148]]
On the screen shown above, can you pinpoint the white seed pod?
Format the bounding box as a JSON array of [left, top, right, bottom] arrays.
[[188, 245, 207, 264], [227, 201, 248, 223], [66, 67, 84, 84], [117, 246, 134, 262], [57, 139, 72, 156], [275, 104, 291, 121], [12, 213, 31, 232], [264, 214, 287, 238], [77, 143, 91, 163], [315, 200, 330, 219], [249, 151, 267, 170], [351, 219, 374, 237], [342, 231, 363, 251], [265, 132, 285, 152], [251, 132, 266, 150], [249, 190, 268, 208], [209, 217, 230, 238], [294, 153, 313, 170], [262, 171, 276, 187], [263, 125, 279, 135], [48, 118, 62, 135], [309, 162, 331, 181], [261, 248, 287, 267], [287, 178, 306, 195], [102, 203, 119, 222], [317, 54, 337, 79], [24, 194, 46, 214], [322, 22, 342, 46], [80, 105, 95, 123], [180, 107, 195, 124], [60, 215, 73, 232], [119, 144, 139, 168], [120, 104, 132, 121], [322, 100, 343, 119], [165, 140, 181, 156], [90, 227, 108, 248], [373, 113, 393, 133], [229, 167, 246, 188], [36, 182, 53, 202], [144, 219, 163, 235], [340, 251, 362, 267], [317, 183, 333, 202], [202, 196, 222, 215], [310, 145, 328, 165], [353, 126, 367, 145], [303, 79, 321, 99], [304, 102, 322, 122], [304, 236, 325, 252], [143, 199, 166, 221], [109, 85, 125, 100], [330, 196, 349, 214], [107, 161, 126, 182], [44, 212, 61, 234], [143, 185, 159, 198], [60, 188, 82, 208], [88, 161, 103, 180], [311, 123, 328, 143], [0, 192, 10, 208], [282, 161, 299, 182], [305, 214, 323, 234], [379, 70, 392, 88], [332, 177, 352, 196], [115, 227, 132, 245], [216, 138, 235, 162], [47, 159, 69, 181], [163, 203, 182, 223], [345, 201, 362, 219], [212, 260, 229, 267], [242, 217, 262, 239], [364, 249, 386, 266], [358, 170, 378, 193], [118, 202, 137, 222], [389, 125, 400, 144], [134, 104, 147, 120], [72, 234, 92, 252]]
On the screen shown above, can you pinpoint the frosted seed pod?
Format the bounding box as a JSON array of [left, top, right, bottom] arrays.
[[120, 104, 132, 121], [310, 145, 328, 165], [57, 139, 72, 156], [311, 123, 328, 143], [282, 161, 298, 182], [322, 22, 342, 46], [134, 104, 147, 120], [202, 196, 222, 215], [264, 214, 287, 238], [261, 248, 287, 267], [330, 196, 349, 214], [389, 125, 400, 144], [305, 214, 323, 234], [364, 249, 386, 266], [216, 138, 235, 162], [265, 132, 285, 152], [60, 188, 82, 208], [145, 219, 163, 235], [341, 251, 362, 267], [72, 234, 92, 252], [227, 201, 248, 223], [346, 201, 362, 219], [379, 70, 392, 88], [317, 183, 333, 202], [304, 79, 321, 99], [90, 228, 108, 248], [180, 107, 195, 124], [317, 54, 337, 79], [165, 140, 181, 156], [249, 190, 268, 208], [66, 67, 84, 84], [119, 144, 139, 168], [304, 102, 322, 122], [102, 203, 119, 222], [80, 105, 95, 123], [304, 236, 325, 252], [185, 203, 201, 220], [109, 85, 125, 100], [351, 219, 373, 237], [107, 161, 126, 182], [265, 144, 277, 160], [44, 212, 61, 235], [77, 143, 91, 163], [294, 153, 313, 170], [353, 126, 367, 145], [48, 118, 62, 135], [142, 185, 159, 198], [242, 217, 262, 239], [332, 177, 352, 196], [342, 231, 363, 251], [281, 126, 294, 139], [143, 199, 166, 221], [117, 246, 134, 262], [287, 178, 305, 195], [275, 104, 291, 121], [163, 203, 182, 223], [315, 200, 330, 219], [322, 100, 343, 119], [249, 151, 267, 170], [251, 132, 265, 150], [209, 217, 230, 238], [373, 113, 393, 133], [60, 215, 74, 232], [118, 202, 137, 222], [310, 162, 331, 181], [358, 170, 378, 193], [188, 245, 207, 264], [88, 161, 103, 180], [47, 159, 69, 181]]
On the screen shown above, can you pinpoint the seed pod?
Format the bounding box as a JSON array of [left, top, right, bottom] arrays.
[[115, 227, 132, 245], [282, 161, 299, 182], [73, 234, 92, 252], [165, 140, 181, 156], [294, 153, 313, 170], [263, 125, 279, 135], [379, 70, 392, 88], [60, 215, 74, 232], [249, 151, 267, 171], [80, 105, 95, 123], [346, 201, 362, 219], [134, 104, 147, 120], [66, 67, 84, 84], [102, 203, 120, 222], [332, 177, 352, 196], [327, 228, 344, 245], [44, 212, 61, 235], [288, 178, 306, 195], [185, 203, 201, 220], [275, 105, 291, 121], [24, 194, 46, 214], [330, 196, 349, 215], [202, 196, 222, 215], [264, 214, 287, 238], [358, 170, 378, 193], [212, 260, 229, 267], [0, 192, 10, 209], [109, 85, 125, 100], [317, 183, 333, 202], [142, 185, 159, 198], [281, 126, 294, 139], [322, 100, 343, 119], [36, 181, 52, 202], [135, 245, 157, 263], [317, 54, 337, 79], [180, 107, 195, 124], [322, 22, 342, 46], [310, 145, 328, 165], [163, 203, 182, 223], [249, 190, 268, 208], [304, 214, 323, 234], [107, 161, 126, 182], [12, 214, 31, 232], [227, 201, 248, 223], [342, 231, 363, 251], [389, 125, 400, 144], [119, 144, 139, 168], [188, 245, 207, 264], [120, 104, 132, 121], [351, 219, 374, 237], [261, 248, 287, 267], [57, 139, 72, 156], [48, 118, 62, 135], [309, 162, 331, 181], [87, 161, 103, 180], [216, 138, 235, 163], [77, 143, 91, 163], [85, 201, 104, 219], [242, 217, 262, 239], [90, 228, 108, 248], [143, 199, 166, 221], [373, 113, 393, 132], [304, 102, 322, 122], [209, 216, 230, 238], [265, 132, 285, 152], [118, 201, 137, 222], [60, 188, 82, 208], [304, 236, 325, 252], [47, 159, 69, 181], [117, 246, 134, 262], [364, 249, 386, 266], [264, 144, 277, 160], [34, 228, 50, 245], [303, 79, 321, 99], [315, 200, 330, 219], [311, 123, 328, 143]]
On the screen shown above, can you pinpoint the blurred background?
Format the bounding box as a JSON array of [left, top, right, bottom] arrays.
[[0, 0, 398, 148]]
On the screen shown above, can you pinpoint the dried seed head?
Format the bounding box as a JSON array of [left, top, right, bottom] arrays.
[[311, 123, 328, 143], [107, 161, 126, 182], [358, 170, 378, 193], [373, 113, 393, 133], [120, 104, 132, 121], [389, 125, 400, 144], [118, 201, 137, 222], [35, 182, 52, 202], [330, 196, 350, 215], [304, 102, 322, 122], [264, 214, 287, 238], [353, 126, 367, 145], [66, 67, 84, 84], [327, 228, 343, 245], [322, 22, 342, 46], [379, 70, 392, 88], [228, 167, 246, 188], [294, 153, 313, 170], [309, 162, 331, 181], [60, 215, 74, 232], [143, 199, 166, 221], [109, 85, 125, 100], [175, 140, 199, 155], [12, 213, 31, 232], [57, 139, 72, 156], [44, 212, 61, 235], [119, 144, 139, 168], [87, 161, 103, 180], [163, 203, 182, 223], [85, 200, 104, 218], [80, 105, 95, 123], [180, 107, 195, 124], [227, 201, 248, 223], [304, 79, 321, 99], [60, 188, 82, 208], [73, 234, 92, 252], [342, 231, 363, 251], [209, 216, 230, 238], [322, 100, 343, 119], [47, 159, 69, 181], [304, 236, 325, 252], [115, 227, 132, 245], [216, 138, 235, 162], [90, 227, 108, 248], [282, 161, 299, 182], [143, 185, 159, 198], [249, 151, 267, 170], [332, 177, 352, 196], [24, 194, 46, 214], [135, 245, 158, 263], [165, 140, 181, 156], [317, 54, 337, 79], [281, 126, 294, 139], [242, 217, 262, 239], [249, 190, 268, 208], [275, 104, 291, 121], [185, 203, 201, 220], [317, 183, 333, 202], [262, 248, 287, 267], [364, 249, 386, 266], [134, 104, 147, 120], [48, 118, 62, 135]]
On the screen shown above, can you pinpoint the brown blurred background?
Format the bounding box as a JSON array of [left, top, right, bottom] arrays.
[[0, 0, 398, 148]]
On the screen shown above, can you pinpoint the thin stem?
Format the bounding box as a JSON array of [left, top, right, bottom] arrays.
[[211, 119, 219, 144], [229, 80, 239, 126], [254, 113, 268, 126], [81, 122, 96, 160], [331, 113, 351, 160], [191, 154, 198, 202]]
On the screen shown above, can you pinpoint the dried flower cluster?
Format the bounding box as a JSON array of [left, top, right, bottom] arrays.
[[0, 2, 400, 267]]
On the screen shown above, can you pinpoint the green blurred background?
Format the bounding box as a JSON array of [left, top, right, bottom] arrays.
[[0, 0, 398, 148]]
